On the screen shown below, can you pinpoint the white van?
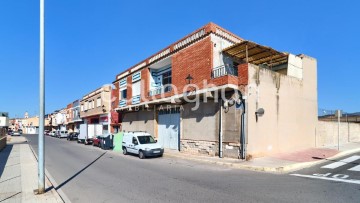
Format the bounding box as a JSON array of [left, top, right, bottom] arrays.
[[122, 132, 164, 159], [58, 130, 68, 138]]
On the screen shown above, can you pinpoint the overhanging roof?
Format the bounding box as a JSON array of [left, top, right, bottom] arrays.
[[223, 41, 289, 67]]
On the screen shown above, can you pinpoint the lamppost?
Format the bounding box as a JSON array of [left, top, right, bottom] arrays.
[[37, 0, 45, 194]]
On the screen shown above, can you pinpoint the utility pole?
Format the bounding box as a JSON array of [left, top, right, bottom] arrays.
[[38, 0, 45, 194], [335, 110, 342, 151]]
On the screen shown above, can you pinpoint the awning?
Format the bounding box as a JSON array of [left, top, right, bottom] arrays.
[[223, 41, 289, 67]]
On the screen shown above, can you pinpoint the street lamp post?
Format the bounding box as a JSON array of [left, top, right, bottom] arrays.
[[38, 0, 45, 194]]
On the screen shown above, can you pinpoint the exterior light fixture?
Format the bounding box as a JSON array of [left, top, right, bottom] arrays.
[[255, 108, 265, 122], [185, 74, 193, 84]]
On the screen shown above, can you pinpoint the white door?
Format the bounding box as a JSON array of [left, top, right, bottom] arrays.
[[158, 110, 180, 150]]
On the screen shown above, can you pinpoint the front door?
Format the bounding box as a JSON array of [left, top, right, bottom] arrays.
[[158, 109, 180, 150]]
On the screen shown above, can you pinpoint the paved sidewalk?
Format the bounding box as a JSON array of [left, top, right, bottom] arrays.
[[164, 142, 360, 173], [0, 136, 64, 203]]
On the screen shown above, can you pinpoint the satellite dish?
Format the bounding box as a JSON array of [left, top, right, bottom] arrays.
[[228, 99, 235, 106], [223, 100, 229, 108]]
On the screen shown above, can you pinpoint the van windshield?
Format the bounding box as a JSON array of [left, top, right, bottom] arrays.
[[137, 136, 156, 144]]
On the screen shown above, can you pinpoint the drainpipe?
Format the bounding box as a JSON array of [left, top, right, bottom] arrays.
[[238, 90, 247, 160], [219, 98, 223, 158], [108, 90, 111, 134]]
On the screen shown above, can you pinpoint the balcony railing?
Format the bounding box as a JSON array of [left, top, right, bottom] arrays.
[[132, 95, 141, 104], [119, 99, 127, 107], [212, 65, 238, 78], [148, 86, 172, 97]]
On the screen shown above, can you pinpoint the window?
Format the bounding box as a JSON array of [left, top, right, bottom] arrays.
[[132, 81, 141, 97], [92, 100, 95, 109], [120, 89, 127, 100], [132, 71, 141, 82], [97, 97, 101, 107], [162, 70, 172, 86], [119, 78, 127, 89], [132, 137, 138, 145], [84, 102, 88, 111]]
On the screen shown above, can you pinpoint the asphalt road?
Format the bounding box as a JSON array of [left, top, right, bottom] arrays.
[[25, 134, 360, 203], [291, 153, 360, 185]]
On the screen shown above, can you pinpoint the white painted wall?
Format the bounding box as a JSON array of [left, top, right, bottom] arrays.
[[0, 117, 8, 127], [287, 54, 303, 79], [210, 34, 235, 69]]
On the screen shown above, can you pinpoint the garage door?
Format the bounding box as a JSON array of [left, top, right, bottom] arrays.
[[158, 109, 180, 150]]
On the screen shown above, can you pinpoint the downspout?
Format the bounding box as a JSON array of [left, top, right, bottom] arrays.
[[238, 90, 247, 160], [108, 90, 111, 134], [219, 98, 223, 158]]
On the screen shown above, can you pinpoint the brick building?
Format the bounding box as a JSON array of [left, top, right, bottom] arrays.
[[112, 22, 318, 159]]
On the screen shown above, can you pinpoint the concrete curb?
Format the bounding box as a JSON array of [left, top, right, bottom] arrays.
[[164, 147, 360, 173], [24, 136, 72, 203]]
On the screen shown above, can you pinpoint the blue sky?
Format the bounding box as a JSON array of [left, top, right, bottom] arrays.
[[0, 0, 359, 118]]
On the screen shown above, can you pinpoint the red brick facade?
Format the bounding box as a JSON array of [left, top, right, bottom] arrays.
[[238, 63, 249, 85], [112, 22, 249, 109], [172, 37, 213, 94], [141, 68, 150, 102], [126, 76, 132, 105]]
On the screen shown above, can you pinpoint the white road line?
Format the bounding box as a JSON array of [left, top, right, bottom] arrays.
[[290, 174, 360, 185], [348, 164, 360, 172], [321, 155, 360, 169]]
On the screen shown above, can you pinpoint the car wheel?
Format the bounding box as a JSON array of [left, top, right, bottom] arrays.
[[123, 147, 128, 155], [139, 150, 145, 159]]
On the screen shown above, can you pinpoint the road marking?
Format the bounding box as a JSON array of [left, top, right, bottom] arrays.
[[290, 174, 360, 185], [348, 164, 360, 172], [321, 155, 360, 169]]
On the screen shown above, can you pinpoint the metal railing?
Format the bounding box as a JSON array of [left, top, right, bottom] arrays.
[[119, 99, 127, 107], [212, 65, 238, 78], [149, 86, 172, 97]]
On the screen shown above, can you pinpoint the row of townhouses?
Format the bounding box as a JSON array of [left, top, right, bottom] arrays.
[[23, 23, 319, 159]]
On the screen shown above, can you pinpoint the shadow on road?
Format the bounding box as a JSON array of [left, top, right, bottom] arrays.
[[45, 151, 107, 192]]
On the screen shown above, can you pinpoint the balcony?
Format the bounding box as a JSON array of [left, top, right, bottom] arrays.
[[119, 99, 127, 107], [148, 86, 172, 97], [132, 95, 141, 104], [211, 65, 238, 78]]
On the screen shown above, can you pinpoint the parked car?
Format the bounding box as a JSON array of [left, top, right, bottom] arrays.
[[92, 135, 102, 147], [57, 130, 68, 138], [7, 129, 13, 135], [44, 130, 50, 136], [12, 130, 22, 136], [122, 132, 164, 159], [49, 131, 56, 137], [67, 132, 79, 141]]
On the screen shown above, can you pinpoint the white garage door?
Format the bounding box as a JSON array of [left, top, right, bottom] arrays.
[[158, 109, 180, 150]]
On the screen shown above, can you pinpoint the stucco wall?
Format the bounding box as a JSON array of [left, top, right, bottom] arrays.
[[316, 121, 360, 147], [246, 55, 318, 157], [121, 111, 154, 134]]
